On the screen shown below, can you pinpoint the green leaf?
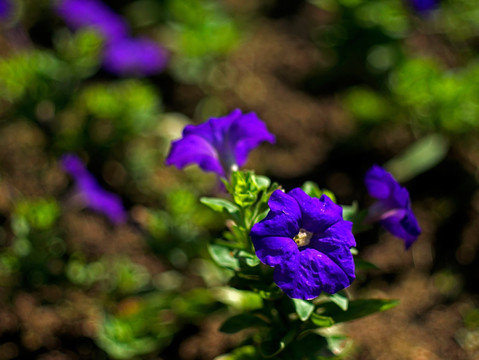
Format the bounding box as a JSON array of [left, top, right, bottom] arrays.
[[237, 251, 261, 267], [215, 345, 261, 360], [385, 133, 449, 182], [310, 313, 335, 328], [341, 202, 358, 222], [326, 335, 350, 355], [289, 332, 331, 358], [328, 293, 349, 311], [200, 197, 239, 215], [229, 171, 259, 207], [253, 283, 283, 300], [354, 257, 379, 270], [350, 209, 371, 234], [213, 287, 263, 311], [301, 181, 336, 202], [219, 314, 269, 334], [292, 298, 315, 321], [319, 299, 399, 323], [254, 175, 271, 190], [208, 243, 239, 271], [228, 171, 273, 208], [259, 339, 286, 358]]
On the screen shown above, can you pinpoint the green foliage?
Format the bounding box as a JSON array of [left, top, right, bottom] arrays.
[[318, 298, 399, 323], [202, 170, 397, 359], [219, 313, 269, 334], [301, 181, 337, 203], [14, 198, 60, 230], [167, 0, 240, 58], [225, 171, 272, 209], [385, 133, 449, 182], [0, 50, 71, 102], [55, 80, 161, 151], [292, 298, 315, 321], [165, 0, 241, 83], [391, 58, 479, 134], [96, 293, 178, 359], [343, 87, 391, 123], [66, 256, 151, 295]]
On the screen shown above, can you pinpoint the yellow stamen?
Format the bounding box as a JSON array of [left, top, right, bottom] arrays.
[[294, 228, 313, 247]]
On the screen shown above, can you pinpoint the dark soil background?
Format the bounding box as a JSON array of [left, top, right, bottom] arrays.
[[1, 0, 479, 359]]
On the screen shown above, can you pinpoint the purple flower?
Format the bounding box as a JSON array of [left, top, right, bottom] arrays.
[[408, 0, 439, 14], [103, 37, 169, 76], [55, 0, 129, 42], [364, 165, 421, 249], [61, 153, 127, 224], [0, 0, 12, 21], [250, 188, 356, 300], [165, 109, 276, 178]]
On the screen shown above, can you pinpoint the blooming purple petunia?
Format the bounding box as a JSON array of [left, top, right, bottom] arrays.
[[103, 37, 169, 76], [364, 165, 421, 249], [250, 188, 356, 300], [61, 153, 127, 224], [55, 0, 129, 42], [165, 109, 276, 178]]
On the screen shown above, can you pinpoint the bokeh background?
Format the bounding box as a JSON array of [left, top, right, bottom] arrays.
[[1, 0, 479, 359]]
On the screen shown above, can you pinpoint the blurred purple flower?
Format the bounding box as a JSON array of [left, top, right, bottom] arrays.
[[61, 153, 127, 224], [0, 0, 12, 20], [409, 0, 439, 14], [165, 109, 275, 178], [55, 0, 129, 42], [364, 165, 421, 249], [250, 188, 356, 300], [103, 37, 169, 76]]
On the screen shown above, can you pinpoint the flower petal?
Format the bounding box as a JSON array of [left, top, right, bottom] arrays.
[[313, 220, 356, 248], [288, 189, 343, 234], [364, 165, 394, 200], [81, 185, 127, 224], [103, 37, 168, 76], [182, 111, 237, 146], [228, 110, 276, 167], [267, 189, 302, 225], [55, 0, 129, 41], [307, 240, 356, 287], [251, 236, 298, 267], [250, 191, 301, 239], [380, 208, 421, 249], [165, 134, 224, 176], [61, 153, 127, 224], [365, 165, 421, 247], [274, 247, 353, 299]]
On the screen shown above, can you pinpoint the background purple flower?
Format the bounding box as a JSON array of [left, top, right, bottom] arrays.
[[103, 37, 169, 76], [55, 0, 129, 42], [61, 153, 127, 224], [364, 165, 421, 249], [408, 0, 439, 14], [165, 109, 276, 178], [250, 188, 356, 300], [0, 0, 12, 21]]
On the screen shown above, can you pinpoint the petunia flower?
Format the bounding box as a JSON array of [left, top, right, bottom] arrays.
[[364, 165, 421, 249], [0, 0, 12, 21], [250, 188, 356, 300], [165, 109, 276, 178], [61, 153, 127, 224], [102, 37, 169, 77], [55, 0, 129, 42], [408, 0, 439, 15]]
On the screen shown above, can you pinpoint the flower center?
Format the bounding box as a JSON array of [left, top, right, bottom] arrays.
[[293, 228, 313, 247]]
